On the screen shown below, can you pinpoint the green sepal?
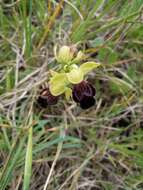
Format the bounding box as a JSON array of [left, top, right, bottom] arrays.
[[80, 61, 101, 74], [49, 73, 68, 96], [67, 68, 83, 84], [65, 87, 72, 100]]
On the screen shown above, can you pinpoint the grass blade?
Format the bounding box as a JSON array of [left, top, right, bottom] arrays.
[[23, 126, 33, 190], [0, 133, 26, 190]]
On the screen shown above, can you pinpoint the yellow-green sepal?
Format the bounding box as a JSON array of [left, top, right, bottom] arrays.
[[65, 87, 72, 100], [67, 68, 83, 84], [80, 61, 101, 74], [73, 51, 85, 63], [49, 73, 68, 96]]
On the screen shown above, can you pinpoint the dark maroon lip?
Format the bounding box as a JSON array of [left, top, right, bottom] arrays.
[[38, 88, 59, 107], [38, 81, 96, 109], [80, 96, 96, 109], [72, 81, 96, 109]]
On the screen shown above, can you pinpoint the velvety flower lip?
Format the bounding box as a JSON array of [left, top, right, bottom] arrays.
[[38, 88, 59, 107], [72, 81, 96, 109], [83, 82, 96, 97], [80, 96, 96, 109]]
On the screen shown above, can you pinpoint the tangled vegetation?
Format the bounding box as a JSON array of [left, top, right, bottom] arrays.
[[0, 0, 143, 190]]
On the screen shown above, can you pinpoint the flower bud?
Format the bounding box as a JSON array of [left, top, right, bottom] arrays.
[[74, 51, 85, 62], [57, 46, 74, 64], [70, 64, 78, 70]]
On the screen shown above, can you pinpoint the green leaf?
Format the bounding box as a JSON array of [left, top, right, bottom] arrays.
[[67, 68, 83, 84], [49, 73, 68, 96], [109, 77, 134, 95], [0, 133, 26, 190], [90, 37, 104, 47], [23, 127, 33, 190], [98, 47, 118, 64], [80, 61, 101, 74]]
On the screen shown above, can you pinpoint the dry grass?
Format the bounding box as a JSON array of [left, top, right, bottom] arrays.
[[0, 0, 143, 190]]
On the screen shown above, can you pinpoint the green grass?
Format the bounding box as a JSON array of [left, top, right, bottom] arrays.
[[0, 0, 143, 189]]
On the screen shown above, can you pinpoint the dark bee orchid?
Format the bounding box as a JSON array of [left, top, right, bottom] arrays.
[[72, 81, 96, 109], [38, 88, 59, 108], [38, 45, 101, 109]]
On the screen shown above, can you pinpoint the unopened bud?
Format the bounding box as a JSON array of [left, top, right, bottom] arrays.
[[74, 51, 85, 62], [57, 46, 74, 64]]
